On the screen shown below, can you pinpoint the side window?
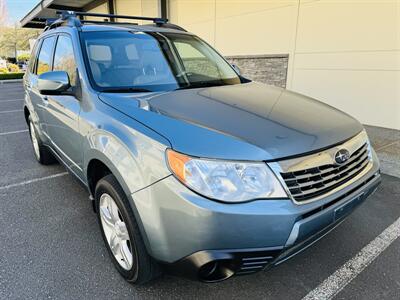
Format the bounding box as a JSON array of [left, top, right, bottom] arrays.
[[53, 35, 78, 87], [36, 36, 56, 75], [28, 41, 39, 73]]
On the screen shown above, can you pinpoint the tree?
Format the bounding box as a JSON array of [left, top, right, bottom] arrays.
[[17, 53, 30, 62], [0, 24, 40, 58], [0, 0, 9, 26]]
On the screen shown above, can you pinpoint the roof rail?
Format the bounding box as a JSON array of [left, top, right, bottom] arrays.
[[80, 20, 139, 26], [144, 23, 187, 32]]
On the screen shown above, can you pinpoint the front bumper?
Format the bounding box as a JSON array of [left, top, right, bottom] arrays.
[[131, 151, 381, 282]]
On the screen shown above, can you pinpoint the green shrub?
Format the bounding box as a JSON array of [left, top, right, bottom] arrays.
[[0, 73, 24, 80], [7, 63, 20, 73]]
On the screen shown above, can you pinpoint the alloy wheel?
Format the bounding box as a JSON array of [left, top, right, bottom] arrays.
[[29, 121, 40, 160], [99, 193, 134, 270]]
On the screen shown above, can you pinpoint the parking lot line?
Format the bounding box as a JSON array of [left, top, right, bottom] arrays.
[[0, 172, 68, 191], [302, 216, 400, 300], [0, 129, 28, 136], [0, 99, 24, 102], [0, 109, 23, 114]]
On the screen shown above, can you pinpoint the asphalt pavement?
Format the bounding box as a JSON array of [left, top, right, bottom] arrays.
[[0, 82, 399, 299]]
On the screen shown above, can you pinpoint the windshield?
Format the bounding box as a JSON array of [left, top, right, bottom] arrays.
[[81, 31, 241, 92]]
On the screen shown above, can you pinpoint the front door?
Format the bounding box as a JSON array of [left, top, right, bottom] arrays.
[[45, 34, 83, 179]]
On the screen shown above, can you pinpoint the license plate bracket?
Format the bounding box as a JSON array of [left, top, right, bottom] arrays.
[[334, 192, 365, 221]]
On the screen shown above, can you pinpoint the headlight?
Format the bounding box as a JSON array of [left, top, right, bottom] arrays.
[[166, 149, 287, 203]]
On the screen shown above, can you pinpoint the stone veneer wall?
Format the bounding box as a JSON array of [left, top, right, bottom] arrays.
[[225, 54, 289, 88]]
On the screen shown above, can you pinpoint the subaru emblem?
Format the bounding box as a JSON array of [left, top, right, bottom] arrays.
[[334, 149, 350, 164]]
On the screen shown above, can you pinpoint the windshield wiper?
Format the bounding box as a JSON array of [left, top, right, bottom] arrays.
[[101, 87, 153, 93], [175, 82, 228, 90]]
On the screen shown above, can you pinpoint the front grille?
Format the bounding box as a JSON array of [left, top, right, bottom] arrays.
[[281, 143, 370, 202]]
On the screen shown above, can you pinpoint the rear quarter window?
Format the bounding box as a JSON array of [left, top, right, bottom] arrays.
[[28, 41, 39, 73]]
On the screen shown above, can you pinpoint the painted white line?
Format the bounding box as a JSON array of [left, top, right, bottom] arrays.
[[0, 79, 23, 84], [376, 140, 400, 151], [0, 129, 28, 136], [0, 91, 24, 94], [0, 99, 24, 103], [0, 109, 23, 114], [0, 172, 69, 191], [302, 217, 400, 300]]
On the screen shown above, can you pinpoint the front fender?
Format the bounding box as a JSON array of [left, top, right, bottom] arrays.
[[83, 127, 171, 196], [83, 125, 172, 257]]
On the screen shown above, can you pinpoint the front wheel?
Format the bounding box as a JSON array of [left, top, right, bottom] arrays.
[[95, 174, 161, 284]]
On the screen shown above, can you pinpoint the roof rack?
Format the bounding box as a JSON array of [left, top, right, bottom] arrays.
[[44, 12, 81, 31], [64, 11, 168, 25], [43, 10, 186, 32]]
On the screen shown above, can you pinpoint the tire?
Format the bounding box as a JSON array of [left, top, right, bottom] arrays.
[[28, 116, 57, 165], [95, 174, 161, 284]]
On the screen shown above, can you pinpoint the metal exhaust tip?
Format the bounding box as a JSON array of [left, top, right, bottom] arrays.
[[198, 260, 236, 283]]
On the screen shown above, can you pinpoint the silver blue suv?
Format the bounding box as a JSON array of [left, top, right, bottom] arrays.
[[23, 11, 381, 283]]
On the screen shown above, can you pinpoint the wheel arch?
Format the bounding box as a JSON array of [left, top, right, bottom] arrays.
[[84, 149, 154, 256], [24, 106, 30, 125], [85, 149, 132, 202], [86, 158, 112, 197]]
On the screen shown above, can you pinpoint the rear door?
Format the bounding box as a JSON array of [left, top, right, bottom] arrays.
[[45, 34, 83, 179], [24, 41, 39, 115], [27, 36, 56, 136]]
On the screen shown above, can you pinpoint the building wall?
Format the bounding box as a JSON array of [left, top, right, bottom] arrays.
[[86, 0, 159, 22], [86, 1, 109, 18], [226, 55, 288, 88], [168, 0, 400, 130], [114, 0, 159, 23]]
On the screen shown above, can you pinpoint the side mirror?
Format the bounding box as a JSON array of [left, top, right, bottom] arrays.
[[231, 64, 241, 75], [38, 71, 70, 95]]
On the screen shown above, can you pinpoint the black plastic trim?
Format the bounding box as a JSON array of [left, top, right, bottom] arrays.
[[159, 174, 381, 282], [160, 247, 283, 282]]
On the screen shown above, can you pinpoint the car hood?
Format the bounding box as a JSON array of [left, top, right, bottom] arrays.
[[99, 82, 363, 161]]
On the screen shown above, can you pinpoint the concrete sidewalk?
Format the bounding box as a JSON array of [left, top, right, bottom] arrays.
[[365, 125, 400, 178]]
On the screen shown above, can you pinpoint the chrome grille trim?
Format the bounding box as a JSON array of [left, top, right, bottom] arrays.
[[286, 143, 368, 181], [285, 145, 369, 190], [269, 130, 374, 204], [289, 158, 369, 199]]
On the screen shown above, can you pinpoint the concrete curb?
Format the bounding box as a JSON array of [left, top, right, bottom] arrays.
[[379, 161, 400, 179]]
